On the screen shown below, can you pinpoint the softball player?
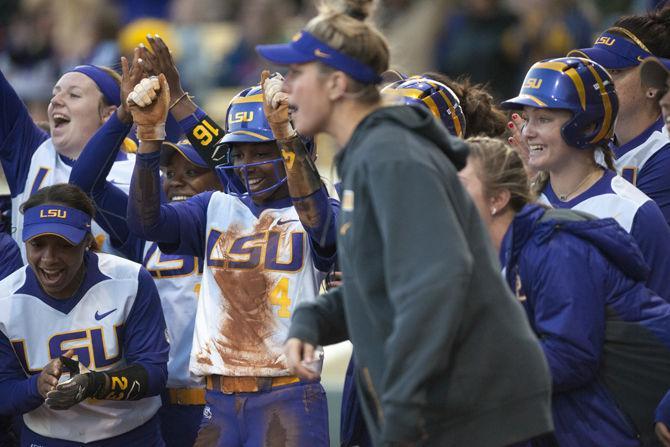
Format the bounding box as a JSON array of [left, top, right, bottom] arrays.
[[566, 10, 670, 222], [69, 55, 222, 446], [501, 56, 670, 302], [125, 69, 337, 446], [459, 136, 670, 446], [0, 183, 169, 445], [0, 64, 137, 260]]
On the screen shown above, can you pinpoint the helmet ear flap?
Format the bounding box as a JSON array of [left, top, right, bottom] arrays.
[[561, 114, 602, 149]]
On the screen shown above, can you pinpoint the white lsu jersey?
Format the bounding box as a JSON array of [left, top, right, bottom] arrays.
[[190, 192, 326, 378], [613, 120, 670, 185], [539, 173, 649, 233], [143, 241, 203, 388], [0, 253, 160, 443], [11, 138, 135, 261]]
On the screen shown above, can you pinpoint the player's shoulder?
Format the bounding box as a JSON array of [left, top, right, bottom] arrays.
[[95, 251, 142, 281], [0, 265, 28, 300], [608, 175, 653, 207]]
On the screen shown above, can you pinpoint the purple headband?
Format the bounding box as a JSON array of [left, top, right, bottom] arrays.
[[69, 65, 120, 106], [256, 31, 382, 84], [23, 205, 92, 245]]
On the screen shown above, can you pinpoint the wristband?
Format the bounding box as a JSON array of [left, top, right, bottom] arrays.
[[137, 123, 166, 141]]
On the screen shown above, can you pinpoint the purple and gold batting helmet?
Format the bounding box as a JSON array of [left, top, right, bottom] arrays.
[[382, 75, 466, 138], [501, 57, 618, 149]]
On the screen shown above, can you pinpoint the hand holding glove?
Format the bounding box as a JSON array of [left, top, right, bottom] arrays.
[[261, 70, 296, 141], [126, 73, 170, 141]]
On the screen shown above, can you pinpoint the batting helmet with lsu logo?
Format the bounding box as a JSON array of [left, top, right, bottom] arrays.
[[381, 75, 466, 138], [501, 57, 618, 149], [215, 85, 315, 197]]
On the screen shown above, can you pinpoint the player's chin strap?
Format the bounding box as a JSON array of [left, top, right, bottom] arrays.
[[45, 357, 150, 411], [279, 134, 337, 250]]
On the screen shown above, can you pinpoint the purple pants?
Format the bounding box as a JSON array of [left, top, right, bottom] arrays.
[[194, 381, 329, 447]]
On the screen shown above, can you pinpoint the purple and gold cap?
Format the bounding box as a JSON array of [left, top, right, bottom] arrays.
[[23, 205, 92, 245], [160, 140, 208, 168]]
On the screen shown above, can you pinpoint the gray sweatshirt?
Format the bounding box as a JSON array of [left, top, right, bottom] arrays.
[[289, 105, 553, 446]]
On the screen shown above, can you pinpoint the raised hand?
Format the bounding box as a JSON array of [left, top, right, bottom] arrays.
[[118, 49, 145, 124], [261, 70, 295, 140], [507, 112, 537, 177], [126, 73, 170, 141], [142, 34, 185, 103]]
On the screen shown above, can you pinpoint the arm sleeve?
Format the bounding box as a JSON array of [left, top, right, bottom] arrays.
[[526, 238, 606, 392], [0, 331, 43, 415], [0, 70, 49, 194], [287, 286, 349, 346], [630, 201, 670, 302], [0, 236, 22, 280], [636, 145, 670, 226], [127, 151, 211, 258], [296, 189, 339, 272], [363, 160, 476, 443], [122, 268, 170, 396], [69, 113, 145, 261]]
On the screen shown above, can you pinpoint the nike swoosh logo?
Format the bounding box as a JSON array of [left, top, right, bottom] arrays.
[[277, 219, 299, 226], [95, 309, 117, 321], [314, 49, 331, 58]]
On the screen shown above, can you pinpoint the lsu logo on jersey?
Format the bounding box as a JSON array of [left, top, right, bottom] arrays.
[[206, 229, 304, 271], [595, 36, 615, 46], [523, 78, 543, 89], [12, 326, 124, 374], [228, 111, 255, 124], [40, 209, 67, 219], [144, 243, 203, 278]]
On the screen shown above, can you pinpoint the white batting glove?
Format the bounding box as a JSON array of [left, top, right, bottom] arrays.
[[127, 76, 161, 107]]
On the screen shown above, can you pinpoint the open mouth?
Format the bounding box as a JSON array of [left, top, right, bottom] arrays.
[[529, 145, 544, 152], [39, 267, 66, 286], [169, 195, 192, 202], [52, 113, 71, 129]]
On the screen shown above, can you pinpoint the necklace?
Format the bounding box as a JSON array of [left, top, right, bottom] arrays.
[[556, 169, 601, 201]]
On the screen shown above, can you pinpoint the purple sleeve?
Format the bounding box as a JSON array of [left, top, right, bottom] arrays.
[[630, 201, 670, 302], [0, 235, 22, 280], [123, 268, 170, 396], [637, 145, 670, 225], [0, 70, 49, 195], [127, 151, 211, 258], [69, 113, 145, 260], [296, 188, 339, 272], [0, 332, 43, 415], [525, 237, 606, 392]]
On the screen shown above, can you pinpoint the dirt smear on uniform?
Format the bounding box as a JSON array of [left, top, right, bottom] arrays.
[[265, 411, 288, 447], [211, 215, 284, 371]]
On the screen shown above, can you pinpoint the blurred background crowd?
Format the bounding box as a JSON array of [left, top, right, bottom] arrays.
[[0, 0, 667, 125]]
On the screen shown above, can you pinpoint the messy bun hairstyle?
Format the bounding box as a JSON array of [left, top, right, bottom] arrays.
[[305, 0, 389, 102]]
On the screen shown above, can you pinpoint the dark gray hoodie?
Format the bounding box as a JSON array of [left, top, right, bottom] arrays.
[[289, 105, 553, 446]]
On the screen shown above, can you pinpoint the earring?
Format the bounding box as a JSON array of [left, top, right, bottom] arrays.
[[491, 207, 497, 216], [647, 90, 656, 98]]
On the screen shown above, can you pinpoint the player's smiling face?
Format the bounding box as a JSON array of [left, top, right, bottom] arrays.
[[26, 234, 90, 299], [230, 142, 289, 204], [521, 106, 575, 172], [161, 154, 220, 202], [48, 72, 111, 158], [283, 62, 332, 137]]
